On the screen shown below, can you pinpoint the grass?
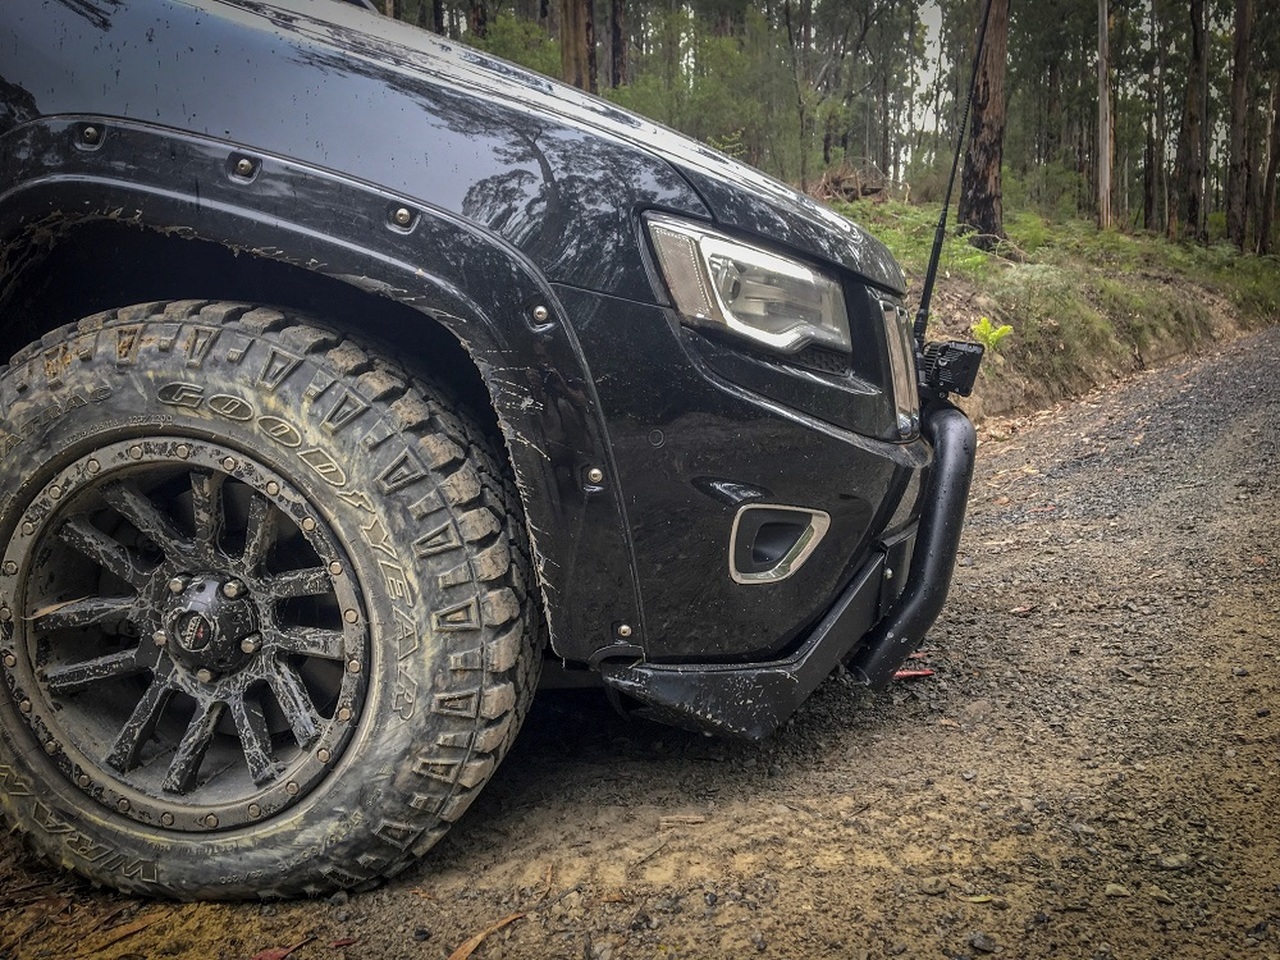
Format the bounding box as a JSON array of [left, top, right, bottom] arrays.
[[832, 198, 1280, 415]]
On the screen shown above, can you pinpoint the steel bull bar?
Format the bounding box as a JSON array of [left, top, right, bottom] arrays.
[[599, 400, 978, 739]]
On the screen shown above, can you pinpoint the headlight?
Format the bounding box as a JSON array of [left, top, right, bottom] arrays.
[[878, 296, 920, 438], [646, 213, 850, 354]]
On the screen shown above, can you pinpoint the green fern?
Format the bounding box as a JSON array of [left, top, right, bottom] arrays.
[[970, 316, 1014, 352]]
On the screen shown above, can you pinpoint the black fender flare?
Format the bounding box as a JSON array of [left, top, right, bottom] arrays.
[[0, 116, 639, 657]]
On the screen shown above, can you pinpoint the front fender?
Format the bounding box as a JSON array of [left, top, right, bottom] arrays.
[[0, 116, 636, 658]]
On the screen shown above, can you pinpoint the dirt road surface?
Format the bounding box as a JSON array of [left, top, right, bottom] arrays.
[[3, 327, 1278, 959]]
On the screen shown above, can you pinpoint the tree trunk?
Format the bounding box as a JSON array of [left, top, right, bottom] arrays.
[[958, 0, 1009, 249], [431, 0, 444, 33], [560, 0, 597, 94], [1171, 0, 1207, 242], [1152, 0, 1168, 233], [1259, 77, 1280, 255], [469, 2, 488, 40], [1226, 0, 1254, 249], [610, 0, 627, 88], [1097, 0, 1112, 229]]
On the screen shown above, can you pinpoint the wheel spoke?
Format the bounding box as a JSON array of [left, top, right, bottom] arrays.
[[261, 567, 332, 599], [105, 674, 175, 773], [189, 470, 226, 553], [99, 480, 190, 557], [273, 626, 346, 660], [240, 492, 276, 573], [162, 699, 225, 794], [57, 518, 149, 588], [228, 693, 282, 786], [268, 664, 321, 748], [44, 647, 144, 696], [31, 595, 135, 632]]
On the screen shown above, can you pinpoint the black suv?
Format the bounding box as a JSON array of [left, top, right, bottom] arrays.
[[0, 0, 976, 898]]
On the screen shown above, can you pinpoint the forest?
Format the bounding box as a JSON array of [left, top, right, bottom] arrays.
[[374, 0, 1280, 256]]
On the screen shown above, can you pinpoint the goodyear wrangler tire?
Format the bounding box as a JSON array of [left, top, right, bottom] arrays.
[[0, 301, 541, 899]]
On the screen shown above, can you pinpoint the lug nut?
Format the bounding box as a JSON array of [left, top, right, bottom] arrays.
[[168, 576, 189, 595], [195, 668, 216, 683], [240, 634, 262, 655], [152, 630, 168, 647], [222, 579, 246, 599]]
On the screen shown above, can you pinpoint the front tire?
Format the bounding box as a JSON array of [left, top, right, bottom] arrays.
[[0, 301, 540, 898]]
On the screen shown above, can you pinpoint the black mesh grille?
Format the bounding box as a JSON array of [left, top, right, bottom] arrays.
[[791, 345, 851, 376]]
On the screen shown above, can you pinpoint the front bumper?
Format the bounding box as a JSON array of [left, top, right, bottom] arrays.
[[599, 402, 976, 739]]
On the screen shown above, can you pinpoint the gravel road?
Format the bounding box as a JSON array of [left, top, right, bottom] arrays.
[[2, 327, 1277, 960]]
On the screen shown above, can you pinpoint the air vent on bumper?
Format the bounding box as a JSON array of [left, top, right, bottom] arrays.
[[729, 504, 831, 584]]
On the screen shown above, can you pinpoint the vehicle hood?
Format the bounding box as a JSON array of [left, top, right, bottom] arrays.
[[0, 0, 904, 298]]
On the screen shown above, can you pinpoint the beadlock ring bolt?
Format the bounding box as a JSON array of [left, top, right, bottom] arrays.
[[617, 623, 633, 638], [0, 607, 11, 622], [161, 813, 175, 826], [2, 654, 15, 668]]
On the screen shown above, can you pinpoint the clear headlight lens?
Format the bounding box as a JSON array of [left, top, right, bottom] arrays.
[[646, 213, 850, 354], [878, 296, 920, 438]]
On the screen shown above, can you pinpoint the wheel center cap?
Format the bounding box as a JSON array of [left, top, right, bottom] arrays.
[[164, 575, 258, 672]]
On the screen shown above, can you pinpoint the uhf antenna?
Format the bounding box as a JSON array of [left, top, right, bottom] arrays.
[[913, 0, 997, 349]]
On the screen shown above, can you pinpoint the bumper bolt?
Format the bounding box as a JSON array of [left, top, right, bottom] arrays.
[[195, 668, 217, 684], [532, 304, 550, 323], [617, 623, 633, 638], [884, 568, 895, 580], [240, 633, 262, 655], [392, 206, 413, 227], [586, 467, 605, 484], [234, 157, 254, 177], [81, 125, 100, 144], [222, 579, 246, 599]]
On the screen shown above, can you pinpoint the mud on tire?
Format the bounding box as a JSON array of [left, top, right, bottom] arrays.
[[0, 301, 541, 899]]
